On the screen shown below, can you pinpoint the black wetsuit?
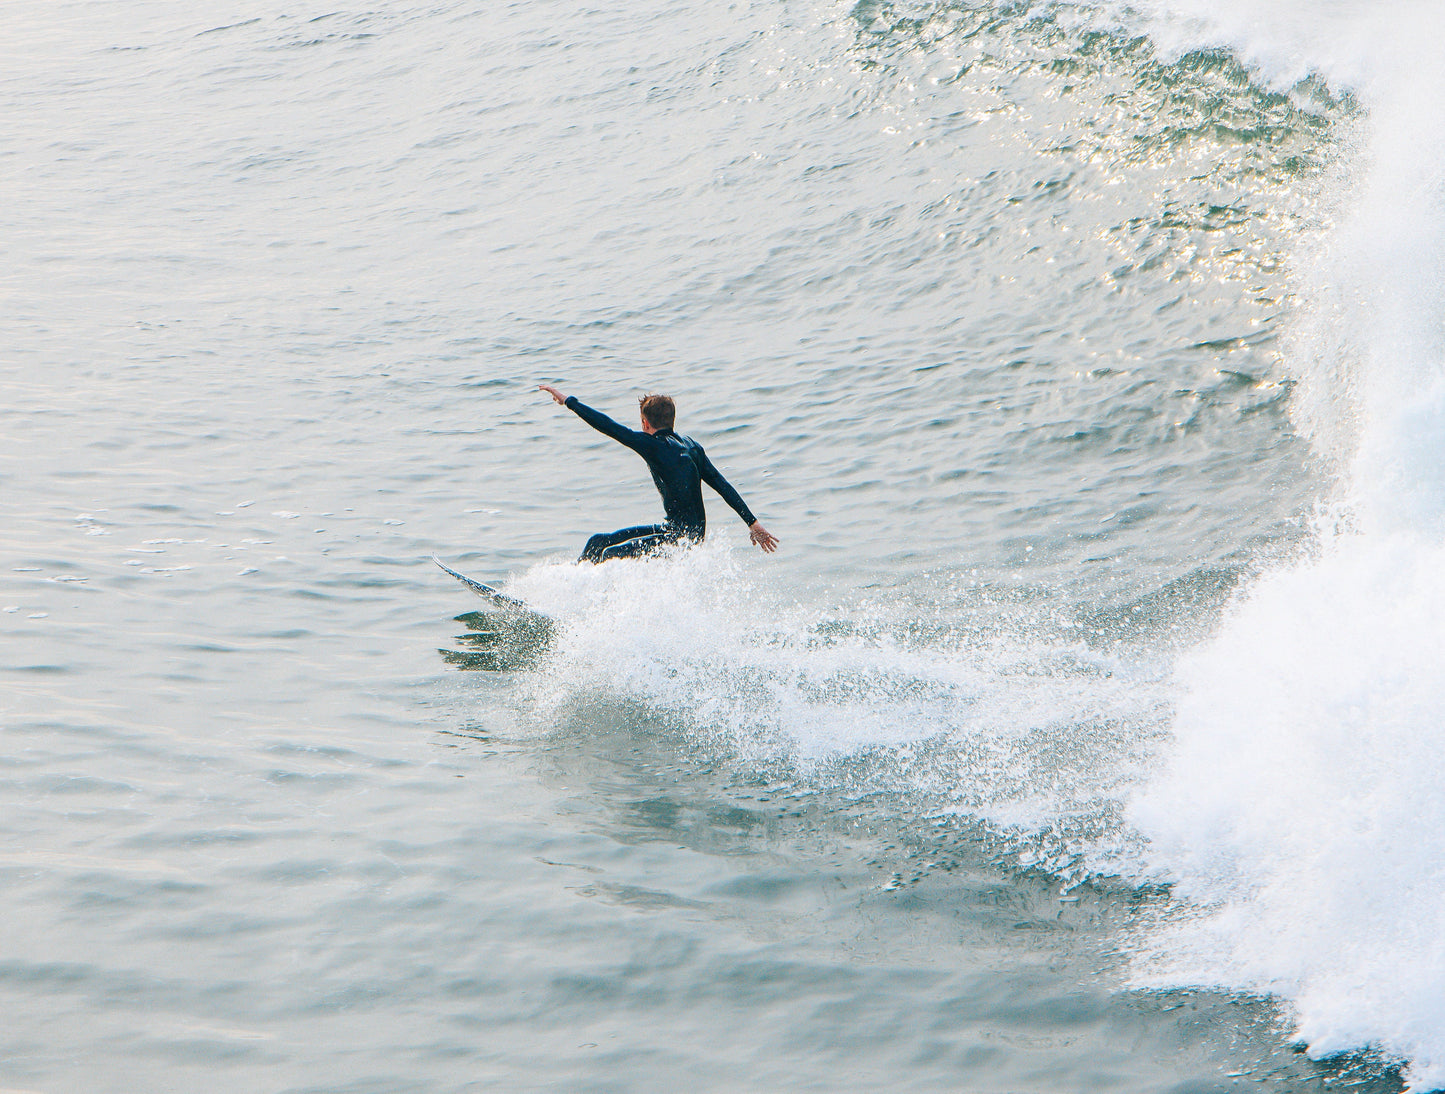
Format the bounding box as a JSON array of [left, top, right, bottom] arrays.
[[563, 396, 758, 563]]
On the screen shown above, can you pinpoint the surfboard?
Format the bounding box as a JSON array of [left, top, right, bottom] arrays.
[[431, 555, 531, 612], [432, 556, 554, 670]]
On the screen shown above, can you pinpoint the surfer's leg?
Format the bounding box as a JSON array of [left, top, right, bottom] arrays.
[[580, 525, 668, 564], [597, 532, 674, 562]]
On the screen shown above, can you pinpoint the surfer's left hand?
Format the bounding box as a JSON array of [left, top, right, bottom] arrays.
[[538, 383, 567, 405], [749, 522, 779, 553]]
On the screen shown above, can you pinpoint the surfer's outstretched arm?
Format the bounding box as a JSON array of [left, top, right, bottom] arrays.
[[538, 385, 646, 451]]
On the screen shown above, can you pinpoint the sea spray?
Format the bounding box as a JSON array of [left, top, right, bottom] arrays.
[[514, 542, 1168, 879]]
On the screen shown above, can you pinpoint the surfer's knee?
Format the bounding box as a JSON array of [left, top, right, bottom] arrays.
[[580, 533, 610, 564]]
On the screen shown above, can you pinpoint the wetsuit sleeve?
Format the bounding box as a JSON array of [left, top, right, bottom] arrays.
[[694, 444, 758, 526], [563, 396, 648, 453]]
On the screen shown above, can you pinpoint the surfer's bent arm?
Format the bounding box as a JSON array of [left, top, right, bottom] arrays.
[[696, 446, 779, 553], [694, 445, 756, 526]]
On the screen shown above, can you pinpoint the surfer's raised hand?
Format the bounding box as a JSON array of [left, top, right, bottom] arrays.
[[749, 522, 779, 553], [538, 383, 568, 405]]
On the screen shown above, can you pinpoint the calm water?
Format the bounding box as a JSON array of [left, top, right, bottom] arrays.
[[4, 0, 1442, 1090]]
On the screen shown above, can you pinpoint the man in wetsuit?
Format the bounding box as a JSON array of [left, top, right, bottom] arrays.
[[538, 384, 779, 563]]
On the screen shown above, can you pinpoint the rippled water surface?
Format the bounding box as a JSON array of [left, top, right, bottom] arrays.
[[2, 0, 1429, 1091]]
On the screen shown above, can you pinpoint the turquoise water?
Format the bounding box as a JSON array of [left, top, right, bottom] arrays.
[[3, 1, 1440, 1090]]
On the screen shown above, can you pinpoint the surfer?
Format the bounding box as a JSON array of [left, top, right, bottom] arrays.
[[538, 384, 779, 563]]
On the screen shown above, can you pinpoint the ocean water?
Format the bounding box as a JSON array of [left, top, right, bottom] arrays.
[[2, 0, 1439, 1091]]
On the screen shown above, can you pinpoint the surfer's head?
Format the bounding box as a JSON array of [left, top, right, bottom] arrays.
[[638, 393, 675, 433]]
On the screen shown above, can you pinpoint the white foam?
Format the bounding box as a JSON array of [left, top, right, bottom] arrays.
[[1062, 0, 1445, 1086], [1120, 525, 1445, 1086]]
